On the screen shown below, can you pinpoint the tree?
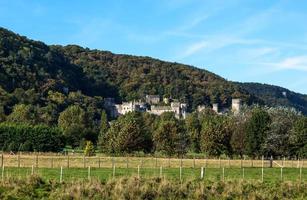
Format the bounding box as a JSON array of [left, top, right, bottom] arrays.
[[84, 141, 95, 156], [0, 106, 6, 122], [185, 112, 201, 153], [245, 108, 271, 158], [7, 104, 38, 124], [290, 116, 307, 157], [200, 115, 232, 157], [153, 115, 188, 156], [58, 105, 87, 148], [230, 114, 248, 158], [102, 112, 147, 154], [262, 107, 300, 157], [99, 111, 109, 137]]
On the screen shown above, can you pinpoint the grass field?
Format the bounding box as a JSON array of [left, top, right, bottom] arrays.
[[1, 153, 306, 184], [2, 166, 306, 183]]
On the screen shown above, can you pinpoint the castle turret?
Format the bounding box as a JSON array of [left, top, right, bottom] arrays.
[[212, 103, 219, 113], [232, 98, 242, 113]]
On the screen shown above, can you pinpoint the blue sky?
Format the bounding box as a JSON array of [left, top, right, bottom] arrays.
[[1, 0, 307, 94]]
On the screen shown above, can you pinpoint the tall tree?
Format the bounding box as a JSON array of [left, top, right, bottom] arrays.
[[153, 114, 188, 156], [200, 115, 232, 157], [185, 112, 201, 153], [58, 105, 87, 148], [7, 104, 38, 125], [102, 112, 147, 154], [245, 108, 271, 158], [263, 107, 300, 157], [290, 116, 307, 157]]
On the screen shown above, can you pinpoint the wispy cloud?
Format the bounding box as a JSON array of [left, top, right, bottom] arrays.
[[264, 56, 307, 72], [174, 6, 278, 60]]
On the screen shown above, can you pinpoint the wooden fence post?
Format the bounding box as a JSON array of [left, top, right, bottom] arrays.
[[180, 157, 183, 168], [160, 166, 162, 177], [67, 154, 69, 168], [137, 165, 140, 179], [88, 166, 91, 181], [112, 164, 115, 178], [179, 166, 182, 181], [222, 167, 225, 181], [35, 153, 38, 168], [112, 157, 115, 169], [83, 155, 86, 168], [155, 157, 158, 168], [31, 165, 34, 175], [126, 156, 128, 169], [299, 167, 302, 182], [193, 156, 195, 168], [60, 166, 63, 183], [1, 164, 4, 181], [51, 157, 54, 168], [17, 152, 20, 168], [98, 157, 101, 168], [280, 167, 283, 181], [261, 167, 264, 182], [168, 157, 171, 168], [1, 153, 3, 168], [200, 167, 204, 179]]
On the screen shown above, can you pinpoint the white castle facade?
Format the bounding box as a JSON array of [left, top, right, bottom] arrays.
[[105, 95, 242, 119], [105, 95, 187, 119]]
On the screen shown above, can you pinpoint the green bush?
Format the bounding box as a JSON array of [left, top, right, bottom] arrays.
[[0, 123, 65, 152]]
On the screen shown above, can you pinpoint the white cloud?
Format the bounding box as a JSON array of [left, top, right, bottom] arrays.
[[271, 56, 307, 71]]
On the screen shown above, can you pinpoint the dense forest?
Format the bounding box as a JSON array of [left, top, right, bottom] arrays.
[[238, 82, 307, 114], [0, 27, 306, 157]]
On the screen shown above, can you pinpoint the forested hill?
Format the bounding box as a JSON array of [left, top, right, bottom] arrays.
[[237, 82, 307, 114], [0, 27, 306, 114]]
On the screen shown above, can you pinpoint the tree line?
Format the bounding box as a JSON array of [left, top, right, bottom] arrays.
[[1, 99, 305, 157]]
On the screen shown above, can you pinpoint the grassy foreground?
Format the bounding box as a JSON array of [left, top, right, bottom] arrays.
[[0, 175, 306, 200]]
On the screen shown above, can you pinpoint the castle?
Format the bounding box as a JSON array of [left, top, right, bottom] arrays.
[[105, 95, 242, 119], [104, 95, 187, 119]]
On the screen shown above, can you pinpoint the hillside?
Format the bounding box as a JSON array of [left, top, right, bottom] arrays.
[[238, 82, 307, 114], [0, 27, 306, 114]]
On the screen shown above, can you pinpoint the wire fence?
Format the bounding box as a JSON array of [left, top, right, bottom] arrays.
[[0, 153, 306, 183], [1, 153, 306, 169]]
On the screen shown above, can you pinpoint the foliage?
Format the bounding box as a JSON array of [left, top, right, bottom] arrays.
[[263, 107, 301, 157], [0, 123, 64, 152], [290, 116, 307, 157], [245, 108, 271, 157], [239, 82, 307, 114], [102, 112, 148, 154], [185, 112, 201, 153], [230, 112, 249, 158], [84, 140, 95, 156], [153, 113, 188, 156], [7, 104, 38, 125], [58, 105, 87, 148], [200, 115, 233, 156]]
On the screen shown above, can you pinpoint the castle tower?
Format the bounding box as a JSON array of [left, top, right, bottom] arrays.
[[232, 99, 242, 113], [212, 103, 219, 113]]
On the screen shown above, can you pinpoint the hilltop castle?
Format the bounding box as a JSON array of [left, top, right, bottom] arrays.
[[104, 95, 187, 119], [105, 95, 242, 119]]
